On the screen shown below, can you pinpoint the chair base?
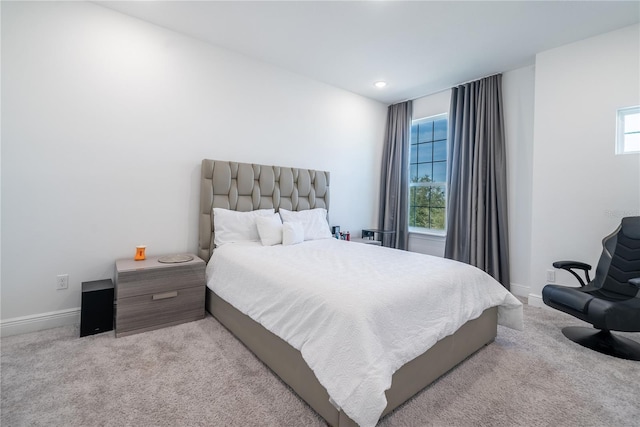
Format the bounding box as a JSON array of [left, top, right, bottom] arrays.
[[562, 326, 640, 361]]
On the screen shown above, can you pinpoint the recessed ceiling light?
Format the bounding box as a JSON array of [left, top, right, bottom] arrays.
[[374, 81, 387, 88]]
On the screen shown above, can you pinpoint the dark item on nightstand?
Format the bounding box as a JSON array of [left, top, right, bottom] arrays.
[[80, 279, 114, 337], [362, 229, 396, 247], [542, 216, 640, 361]]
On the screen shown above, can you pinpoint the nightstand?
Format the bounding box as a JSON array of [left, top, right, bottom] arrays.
[[350, 238, 382, 246], [114, 254, 205, 338], [361, 229, 396, 247]]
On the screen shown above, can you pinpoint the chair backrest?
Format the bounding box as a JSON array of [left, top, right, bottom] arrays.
[[593, 216, 640, 296]]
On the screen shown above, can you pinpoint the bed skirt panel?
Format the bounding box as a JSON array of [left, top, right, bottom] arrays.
[[206, 288, 497, 426]]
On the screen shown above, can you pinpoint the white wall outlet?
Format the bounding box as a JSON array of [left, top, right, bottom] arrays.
[[56, 274, 69, 290], [546, 269, 556, 283]]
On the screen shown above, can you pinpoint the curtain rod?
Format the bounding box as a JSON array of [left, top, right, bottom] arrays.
[[455, 72, 501, 87], [392, 72, 502, 105]]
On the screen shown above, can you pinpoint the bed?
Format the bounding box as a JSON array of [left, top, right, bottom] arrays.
[[198, 159, 523, 427]]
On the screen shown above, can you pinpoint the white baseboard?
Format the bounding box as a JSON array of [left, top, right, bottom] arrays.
[[1, 307, 80, 337], [509, 283, 529, 298], [0, 284, 546, 337], [508, 285, 552, 311], [527, 293, 547, 309]]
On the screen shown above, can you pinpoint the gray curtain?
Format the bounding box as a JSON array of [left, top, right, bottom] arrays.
[[445, 74, 510, 289], [378, 101, 412, 250]]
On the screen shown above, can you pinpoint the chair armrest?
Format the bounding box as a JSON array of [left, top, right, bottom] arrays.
[[629, 277, 640, 289], [552, 261, 592, 271], [552, 260, 592, 287]]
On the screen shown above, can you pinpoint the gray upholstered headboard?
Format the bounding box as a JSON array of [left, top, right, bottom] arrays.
[[199, 159, 330, 262]]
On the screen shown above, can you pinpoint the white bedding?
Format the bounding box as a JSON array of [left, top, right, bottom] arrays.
[[206, 239, 523, 427]]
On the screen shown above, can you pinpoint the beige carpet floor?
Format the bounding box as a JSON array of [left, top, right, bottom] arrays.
[[2, 302, 639, 426]]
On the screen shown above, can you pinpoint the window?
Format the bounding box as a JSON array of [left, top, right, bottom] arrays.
[[616, 106, 640, 154], [409, 114, 447, 232]]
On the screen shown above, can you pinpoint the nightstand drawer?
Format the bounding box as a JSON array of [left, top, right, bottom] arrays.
[[116, 285, 205, 336], [116, 262, 204, 299]]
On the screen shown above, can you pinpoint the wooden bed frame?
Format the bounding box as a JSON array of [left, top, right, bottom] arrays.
[[198, 159, 498, 426]]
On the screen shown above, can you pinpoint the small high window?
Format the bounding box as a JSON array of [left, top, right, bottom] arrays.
[[616, 106, 640, 154]]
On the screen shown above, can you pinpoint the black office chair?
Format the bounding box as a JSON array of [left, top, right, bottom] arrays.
[[542, 216, 640, 361]]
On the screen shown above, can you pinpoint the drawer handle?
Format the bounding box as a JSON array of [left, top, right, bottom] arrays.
[[152, 291, 178, 300]]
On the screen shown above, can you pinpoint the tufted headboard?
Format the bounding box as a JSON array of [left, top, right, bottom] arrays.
[[198, 159, 330, 262]]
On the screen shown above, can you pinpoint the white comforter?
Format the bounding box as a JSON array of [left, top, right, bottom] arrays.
[[206, 239, 523, 427]]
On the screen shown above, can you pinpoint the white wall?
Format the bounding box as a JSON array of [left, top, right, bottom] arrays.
[[412, 90, 451, 120], [0, 2, 387, 333], [502, 65, 535, 297], [529, 24, 640, 307], [408, 68, 536, 300]]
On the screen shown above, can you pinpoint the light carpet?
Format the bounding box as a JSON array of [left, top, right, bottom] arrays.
[[2, 302, 639, 426]]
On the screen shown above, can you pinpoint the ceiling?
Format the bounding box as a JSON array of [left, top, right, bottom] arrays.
[[96, 1, 640, 105]]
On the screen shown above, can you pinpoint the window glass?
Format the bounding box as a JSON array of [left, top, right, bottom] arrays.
[[432, 162, 447, 183], [625, 133, 640, 152], [417, 142, 432, 163], [434, 119, 447, 141], [418, 122, 433, 143], [417, 163, 432, 182], [411, 123, 418, 144], [408, 114, 448, 232], [433, 140, 447, 162], [617, 106, 640, 154], [410, 143, 418, 164]]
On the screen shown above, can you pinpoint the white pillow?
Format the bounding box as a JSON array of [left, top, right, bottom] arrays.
[[279, 208, 332, 241], [213, 208, 275, 247], [256, 213, 283, 246], [282, 222, 304, 246]]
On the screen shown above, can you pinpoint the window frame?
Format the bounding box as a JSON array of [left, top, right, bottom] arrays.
[[408, 113, 448, 235], [616, 105, 640, 155]]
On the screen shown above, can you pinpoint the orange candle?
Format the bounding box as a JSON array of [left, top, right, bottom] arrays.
[[134, 245, 146, 261]]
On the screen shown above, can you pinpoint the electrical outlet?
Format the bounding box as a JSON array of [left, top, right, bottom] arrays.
[[546, 270, 556, 283], [56, 274, 69, 290]]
